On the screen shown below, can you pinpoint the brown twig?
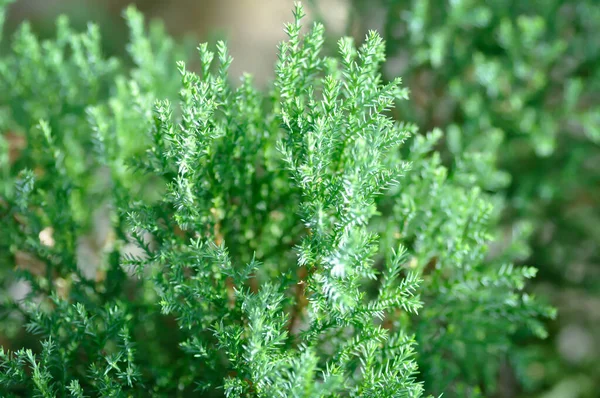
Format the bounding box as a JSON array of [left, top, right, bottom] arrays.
[[288, 265, 309, 337]]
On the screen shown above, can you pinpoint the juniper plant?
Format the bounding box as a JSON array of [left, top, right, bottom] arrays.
[[1, 2, 552, 397], [343, 0, 598, 394]]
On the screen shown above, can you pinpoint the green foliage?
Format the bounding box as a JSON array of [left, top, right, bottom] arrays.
[[344, 0, 599, 396], [1, 2, 552, 397]]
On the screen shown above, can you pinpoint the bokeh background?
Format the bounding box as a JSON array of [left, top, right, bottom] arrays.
[[3, 0, 349, 86], [2, 1, 598, 397]]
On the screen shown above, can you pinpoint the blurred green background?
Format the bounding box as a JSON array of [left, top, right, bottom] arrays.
[[2, 1, 598, 397]]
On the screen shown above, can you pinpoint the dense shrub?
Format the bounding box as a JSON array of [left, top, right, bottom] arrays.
[[1, 2, 553, 396], [345, 0, 600, 396]]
